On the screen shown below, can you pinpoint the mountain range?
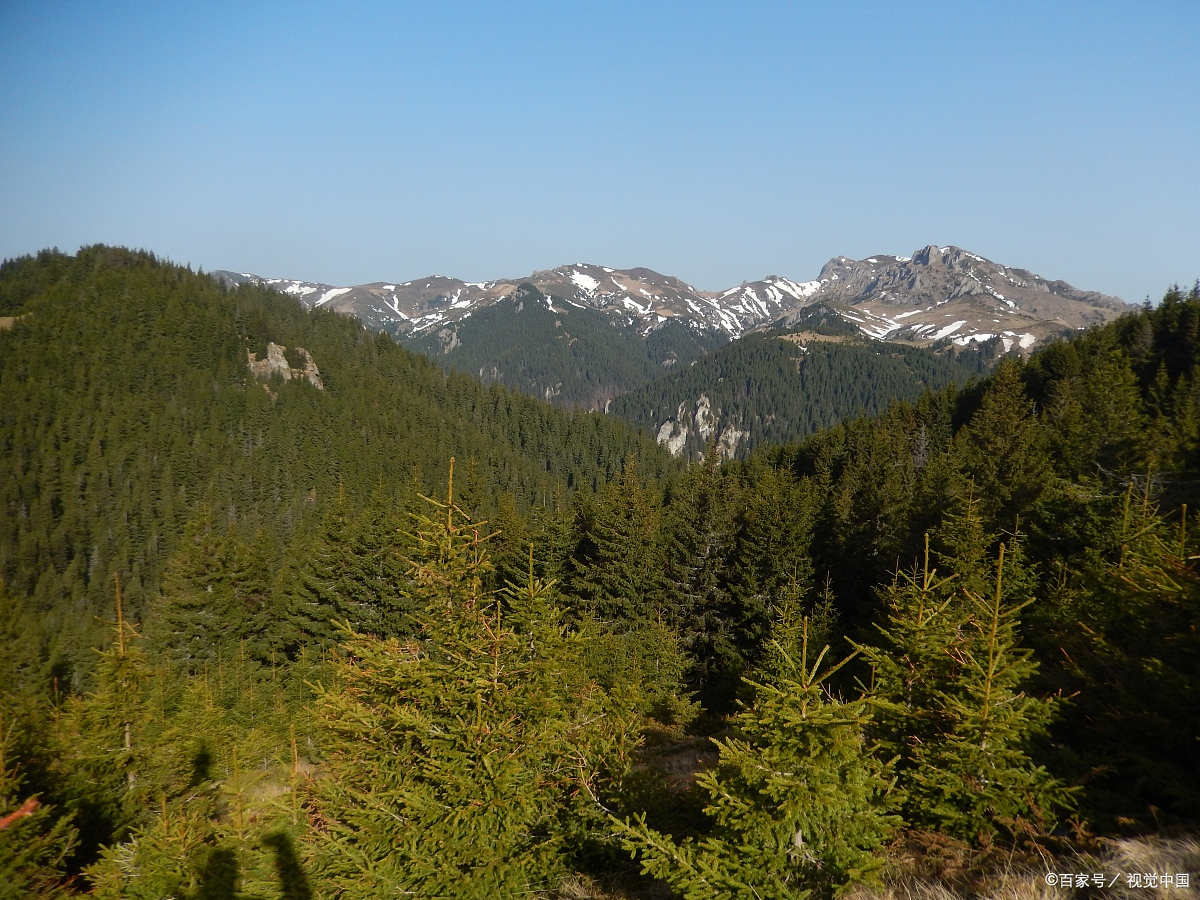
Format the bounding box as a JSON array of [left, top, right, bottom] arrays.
[[215, 247, 1132, 458], [215, 245, 1127, 353]]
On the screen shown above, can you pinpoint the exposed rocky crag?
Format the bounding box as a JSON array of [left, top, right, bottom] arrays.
[[247, 342, 324, 389], [766, 245, 1128, 352]]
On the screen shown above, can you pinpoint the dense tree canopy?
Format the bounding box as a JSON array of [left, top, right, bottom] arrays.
[[2, 248, 1198, 897]]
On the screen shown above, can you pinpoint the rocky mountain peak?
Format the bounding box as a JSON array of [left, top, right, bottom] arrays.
[[771, 245, 1128, 352]]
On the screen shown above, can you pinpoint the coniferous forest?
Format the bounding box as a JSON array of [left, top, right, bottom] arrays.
[[2, 247, 1199, 898]]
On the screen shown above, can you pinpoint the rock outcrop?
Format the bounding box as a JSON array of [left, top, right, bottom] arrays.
[[247, 342, 324, 389]]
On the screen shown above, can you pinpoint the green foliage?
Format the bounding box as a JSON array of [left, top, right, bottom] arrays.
[[728, 464, 821, 677], [619, 621, 897, 900], [79, 637, 323, 899], [0, 245, 674, 686], [1042, 488, 1200, 827], [274, 488, 414, 653], [950, 361, 1051, 526], [407, 285, 725, 410], [0, 711, 78, 899], [856, 504, 1070, 844], [570, 456, 664, 624], [0, 248, 75, 316], [54, 579, 150, 835], [309, 472, 645, 897], [580, 618, 699, 728], [149, 514, 281, 667], [609, 330, 993, 460], [4, 246, 1200, 894]]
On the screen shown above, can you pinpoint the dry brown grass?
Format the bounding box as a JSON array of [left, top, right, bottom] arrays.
[[553, 835, 1199, 900], [780, 331, 856, 344], [849, 836, 1199, 900]]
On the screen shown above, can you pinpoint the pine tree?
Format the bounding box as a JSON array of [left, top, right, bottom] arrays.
[[308, 462, 643, 898], [0, 710, 78, 899], [619, 616, 897, 900], [858, 503, 1069, 844], [56, 575, 151, 834]]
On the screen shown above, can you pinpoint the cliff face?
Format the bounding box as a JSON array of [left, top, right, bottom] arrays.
[[247, 342, 324, 389]]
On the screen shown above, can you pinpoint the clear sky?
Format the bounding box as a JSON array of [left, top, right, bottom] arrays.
[[1, 1, 1197, 302]]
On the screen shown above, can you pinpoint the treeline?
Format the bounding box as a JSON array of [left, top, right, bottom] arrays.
[[1, 249, 1198, 897]]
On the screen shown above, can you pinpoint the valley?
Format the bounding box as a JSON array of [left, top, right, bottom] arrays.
[[219, 245, 1127, 459]]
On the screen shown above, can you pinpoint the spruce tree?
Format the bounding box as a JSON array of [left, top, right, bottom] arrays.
[[0, 710, 78, 899], [660, 448, 740, 699], [952, 360, 1049, 527], [276, 487, 413, 652], [1049, 489, 1200, 825], [571, 456, 663, 625], [906, 540, 1067, 843], [150, 515, 278, 667], [857, 501, 1068, 844], [309, 462, 643, 898], [728, 465, 818, 667], [55, 575, 151, 834], [619, 616, 897, 900]]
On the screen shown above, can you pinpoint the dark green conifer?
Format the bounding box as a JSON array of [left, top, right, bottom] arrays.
[[660, 448, 740, 698], [276, 487, 412, 651], [0, 710, 78, 899], [729, 465, 819, 675], [571, 456, 663, 624], [1050, 489, 1200, 825], [619, 615, 897, 900], [309, 463, 642, 898]]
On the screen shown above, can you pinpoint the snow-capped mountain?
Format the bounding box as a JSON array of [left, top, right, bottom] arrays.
[[215, 246, 1129, 354], [764, 245, 1128, 353], [213, 265, 822, 341]]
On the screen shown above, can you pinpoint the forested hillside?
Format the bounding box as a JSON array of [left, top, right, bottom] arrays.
[[2, 249, 1198, 899], [608, 307, 998, 459], [406, 283, 725, 409], [0, 247, 674, 678]]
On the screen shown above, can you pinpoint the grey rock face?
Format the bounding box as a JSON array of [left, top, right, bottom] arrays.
[[768, 246, 1128, 352], [247, 342, 324, 389]]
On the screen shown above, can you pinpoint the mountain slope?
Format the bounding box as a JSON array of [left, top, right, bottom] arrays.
[[608, 310, 998, 460], [214, 264, 818, 341], [0, 247, 675, 659], [406, 283, 726, 409], [216, 248, 1129, 421], [215, 247, 1127, 354], [766, 245, 1128, 350]]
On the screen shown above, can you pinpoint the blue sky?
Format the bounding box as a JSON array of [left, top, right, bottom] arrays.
[[1, 1, 1197, 301]]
